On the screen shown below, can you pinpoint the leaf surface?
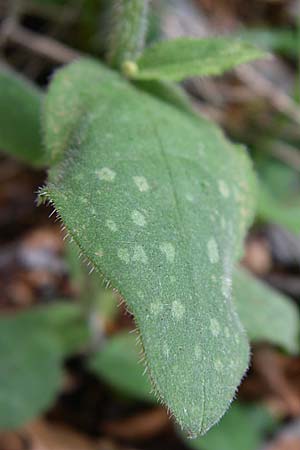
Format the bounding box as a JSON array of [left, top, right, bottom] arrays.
[[132, 37, 265, 81], [185, 402, 275, 450], [0, 65, 44, 167], [43, 58, 256, 436]]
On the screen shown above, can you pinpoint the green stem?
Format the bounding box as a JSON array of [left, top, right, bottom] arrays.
[[107, 0, 149, 70]]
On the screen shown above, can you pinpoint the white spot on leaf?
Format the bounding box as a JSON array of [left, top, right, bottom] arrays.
[[133, 176, 149, 192], [159, 242, 175, 263], [207, 238, 219, 264], [117, 248, 130, 264], [95, 167, 116, 182], [210, 318, 220, 337], [186, 193, 195, 203], [132, 245, 148, 263], [95, 250, 103, 258], [214, 359, 223, 371], [131, 210, 146, 227], [222, 275, 232, 299], [150, 301, 163, 316], [106, 219, 117, 232], [218, 180, 230, 198], [194, 344, 202, 360], [172, 301, 185, 320], [163, 343, 170, 358]]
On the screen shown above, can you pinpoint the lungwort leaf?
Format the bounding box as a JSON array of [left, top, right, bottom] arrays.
[[42, 58, 256, 436], [185, 402, 275, 450], [0, 65, 44, 167], [130, 37, 265, 82], [234, 268, 299, 353]]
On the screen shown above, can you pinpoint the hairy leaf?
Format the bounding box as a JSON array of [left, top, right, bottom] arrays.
[[0, 303, 87, 430], [0, 65, 44, 167], [185, 403, 275, 450], [131, 37, 265, 81], [43, 58, 256, 436], [234, 268, 299, 353], [89, 332, 154, 401], [134, 79, 195, 116]]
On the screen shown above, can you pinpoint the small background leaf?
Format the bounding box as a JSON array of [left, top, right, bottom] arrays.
[[0, 302, 87, 430], [256, 155, 300, 233], [0, 65, 44, 167], [239, 28, 299, 58], [88, 332, 155, 402], [133, 37, 265, 81], [234, 268, 299, 353]]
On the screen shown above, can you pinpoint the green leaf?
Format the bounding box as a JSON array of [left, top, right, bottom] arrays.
[[0, 65, 45, 167], [89, 331, 155, 402], [185, 402, 275, 450], [255, 156, 300, 233], [239, 28, 299, 58], [134, 79, 195, 116], [258, 183, 300, 234], [43, 60, 122, 164], [0, 302, 87, 430], [43, 58, 256, 436], [131, 37, 265, 82], [234, 268, 299, 354]]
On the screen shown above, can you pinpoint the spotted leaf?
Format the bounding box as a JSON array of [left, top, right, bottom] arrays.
[[42, 59, 256, 436]]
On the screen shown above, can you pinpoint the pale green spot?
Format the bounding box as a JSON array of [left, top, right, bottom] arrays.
[[118, 248, 130, 264], [214, 359, 223, 371], [194, 344, 202, 360], [172, 300, 185, 320], [132, 245, 148, 263], [222, 275, 232, 299], [186, 193, 195, 203], [133, 176, 149, 192], [218, 179, 230, 198], [95, 167, 116, 182], [159, 242, 175, 263], [150, 301, 163, 316], [131, 210, 146, 226], [207, 238, 219, 264], [163, 342, 170, 358], [210, 318, 221, 337], [106, 219, 117, 232]]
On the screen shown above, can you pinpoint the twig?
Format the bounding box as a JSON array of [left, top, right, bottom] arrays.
[[159, 0, 300, 125], [1, 21, 80, 63], [236, 64, 300, 125], [267, 141, 300, 171]]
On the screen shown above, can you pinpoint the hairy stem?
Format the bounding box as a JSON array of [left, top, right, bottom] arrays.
[[107, 0, 149, 70]]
